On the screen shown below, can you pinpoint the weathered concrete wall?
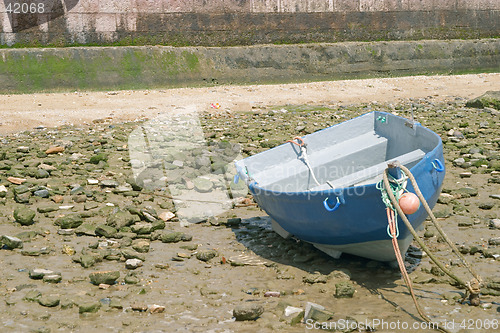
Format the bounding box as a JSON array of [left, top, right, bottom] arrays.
[[0, 1, 499, 46], [1, 38, 498, 93]]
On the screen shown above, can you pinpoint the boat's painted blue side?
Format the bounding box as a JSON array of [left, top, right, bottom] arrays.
[[240, 111, 445, 250]]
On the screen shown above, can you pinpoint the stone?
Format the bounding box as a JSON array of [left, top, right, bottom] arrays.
[[89, 271, 120, 285], [131, 222, 153, 234], [456, 187, 478, 197], [125, 258, 143, 269], [13, 206, 36, 225], [43, 274, 62, 284], [196, 249, 218, 262], [79, 255, 97, 268], [45, 146, 64, 154], [456, 216, 474, 227], [160, 232, 184, 243], [432, 204, 453, 218], [488, 237, 500, 246], [132, 239, 150, 253], [38, 295, 60, 307], [17, 146, 30, 153], [1, 235, 23, 249], [101, 180, 119, 188], [29, 268, 55, 279], [335, 281, 356, 298], [23, 290, 42, 302], [35, 169, 50, 179], [489, 219, 500, 229], [479, 202, 495, 210], [7, 177, 26, 185], [55, 214, 83, 229], [466, 91, 500, 110], [124, 274, 140, 284], [37, 205, 58, 213], [34, 189, 50, 198], [303, 272, 328, 284], [304, 302, 333, 322], [121, 249, 146, 261], [106, 211, 135, 229], [149, 304, 166, 314], [89, 153, 107, 164], [79, 301, 101, 314], [95, 225, 118, 238], [233, 303, 264, 321], [437, 193, 454, 204], [193, 178, 213, 193], [158, 211, 175, 222], [453, 158, 465, 167], [75, 223, 97, 236]]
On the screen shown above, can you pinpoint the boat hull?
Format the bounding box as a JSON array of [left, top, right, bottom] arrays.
[[236, 111, 445, 262]]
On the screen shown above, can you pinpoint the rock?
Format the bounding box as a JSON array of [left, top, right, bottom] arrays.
[[106, 211, 135, 229], [131, 303, 148, 312], [304, 302, 333, 322], [459, 172, 472, 178], [132, 239, 150, 253], [89, 271, 120, 285], [1, 235, 23, 249], [335, 281, 356, 298], [160, 232, 184, 243], [456, 187, 478, 197], [140, 207, 159, 222], [479, 202, 495, 210], [79, 255, 97, 268], [43, 274, 62, 284], [158, 211, 175, 222], [489, 194, 500, 200], [488, 237, 500, 246], [95, 225, 118, 238], [432, 204, 453, 218], [35, 169, 50, 179], [38, 294, 60, 307], [196, 249, 218, 262], [37, 205, 58, 213], [101, 180, 119, 188], [34, 189, 50, 198], [131, 222, 153, 234], [124, 274, 140, 284], [303, 272, 328, 284], [437, 193, 454, 204], [13, 206, 36, 225], [55, 214, 83, 229], [79, 301, 101, 314], [29, 268, 56, 279], [149, 304, 166, 314], [45, 146, 64, 154], [193, 178, 213, 193], [453, 158, 465, 167], [16, 146, 30, 153], [23, 290, 42, 302], [225, 217, 242, 226], [466, 91, 500, 110], [75, 223, 97, 236], [38, 163, 56, 171], [7, 177, 26, 185], [121, 249, 146, 261], [125, 258, 143, 269], [489, 219, 500, 229], [233, 303, 264, 321]]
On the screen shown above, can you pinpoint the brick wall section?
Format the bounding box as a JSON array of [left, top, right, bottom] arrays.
[[0, 0, 500, 46]]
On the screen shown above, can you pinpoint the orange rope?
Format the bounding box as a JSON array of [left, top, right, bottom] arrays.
[[286, 136, 305, 147], [386, 208, 449, 333]]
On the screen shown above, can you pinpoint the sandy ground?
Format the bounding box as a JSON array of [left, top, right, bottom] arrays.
[[1, 73, 500, 135]]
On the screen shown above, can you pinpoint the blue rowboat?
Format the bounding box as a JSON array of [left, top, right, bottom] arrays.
[[235, 111, 445, 262]]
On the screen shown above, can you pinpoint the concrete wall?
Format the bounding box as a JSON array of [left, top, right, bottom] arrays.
[[1, 1, 499, 46], [1, 39, 499, 93]]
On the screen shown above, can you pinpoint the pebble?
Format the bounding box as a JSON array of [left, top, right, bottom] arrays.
[[38, 294, 60, 307], [34, 189, 50, 198], [7, 177, 26, 185], [149, 304, 166, 314], [304, 302, 333, 322], [489, 219, 500, 229], [101, 180, 119, 188], [55, 214, 83, 228], [488, 237, 500, 246], [13, 206, 36, 225], [79, 301, 101, 314], [158, 211, 175, 222], [196, 249, 218, 262], [87, 179, 99, 185], [125, 258, 143, 269], [29, 268, 56, 279], [1, 235, 23, 249], [89, 270, 120, 285], [233, 303, 264, 321], [335, 281, 356, 298], [45, 146, 64, 154]]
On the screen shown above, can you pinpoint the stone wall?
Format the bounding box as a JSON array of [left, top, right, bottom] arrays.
[[1, 39, 499, 93], [1, 0, 499, 46]]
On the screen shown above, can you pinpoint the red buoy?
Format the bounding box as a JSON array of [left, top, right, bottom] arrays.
[[399, 193, 420, 215]]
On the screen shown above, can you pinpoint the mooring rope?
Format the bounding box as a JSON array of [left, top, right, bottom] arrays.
[[287, 137, 321, 187], [379, 161, 483, 333]]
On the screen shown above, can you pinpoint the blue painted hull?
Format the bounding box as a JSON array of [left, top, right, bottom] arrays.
[[236, 111, 445, 261]]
